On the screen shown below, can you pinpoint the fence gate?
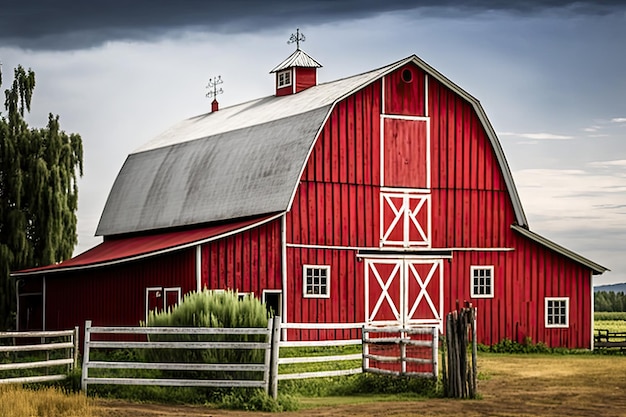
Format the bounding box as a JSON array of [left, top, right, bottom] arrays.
[[362, 326, 438, 378]]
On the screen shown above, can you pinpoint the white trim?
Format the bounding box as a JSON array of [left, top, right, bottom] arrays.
[[381, 114, 430, 122], [381, 186, 430, 194], [237, 291, 252, 301], [195, 245, 202, 293], [145, 287, 161, 323], [545, 297, 569, 328], [277, 69, 292, 88], [286, 242, 514, 252], [145, 286, 181, 323], [281, 214, 288, 334], [470, 265, 494, 298], [15, 213, 284, 276], [302, 265, 331, 299], [262, 289, 282, 315], [15, 280, 20, 331], [380, 191, 431, 248]]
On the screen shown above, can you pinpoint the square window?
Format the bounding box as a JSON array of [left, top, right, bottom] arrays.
[[277, 70, 291, 88], [470, 266, 494, 298], [545, 297, 569, 328], [303, 265, 330, 298]]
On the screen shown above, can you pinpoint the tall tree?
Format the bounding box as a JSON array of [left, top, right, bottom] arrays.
[[0, 65, 83, 329]]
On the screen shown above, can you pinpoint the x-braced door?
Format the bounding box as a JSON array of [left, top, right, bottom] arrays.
[[365, 258, 443, 330]]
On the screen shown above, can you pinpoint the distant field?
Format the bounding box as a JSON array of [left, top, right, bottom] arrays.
[[595, 311, 626, 333]]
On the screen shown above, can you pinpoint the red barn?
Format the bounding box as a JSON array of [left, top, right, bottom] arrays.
[[14, 49, 607, 349]]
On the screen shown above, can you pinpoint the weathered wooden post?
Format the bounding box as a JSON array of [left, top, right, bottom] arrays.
[[81, 320, 91, 394], [269, 316, 281, 399]]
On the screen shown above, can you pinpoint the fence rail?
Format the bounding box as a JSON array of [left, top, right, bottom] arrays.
[[594, 329, 626, 349], [81, 318, 280, 396], [277, 323, 364, 381], [0, 328, 79, 385], [362, 326, 438, 378]]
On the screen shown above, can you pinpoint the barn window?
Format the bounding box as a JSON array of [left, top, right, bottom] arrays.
[[470, 266, 494, 298], [303, 265, 330, 298], [145, 287, 181, 322], [545, 297, 569, 328], [401, 68, 413, 83], [277, 69, 292, 88]]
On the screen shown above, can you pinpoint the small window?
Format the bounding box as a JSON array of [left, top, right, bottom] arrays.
[[303, 265, 330, 298], [545, 297, 569, 328], [145, 286, 181, 322], [277, 70, 291, 88], [470, 266, 494, 298], [263, 290, 282, 317], [237, 292, 252, 301], [401, 68, 413, 83]]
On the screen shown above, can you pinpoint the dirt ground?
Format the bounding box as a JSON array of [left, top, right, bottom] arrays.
[[95, 354, 626, 417]]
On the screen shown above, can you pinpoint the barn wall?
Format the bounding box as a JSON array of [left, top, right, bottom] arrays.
[[285, 63, 592, 348], [202, 219, 282, 296], [43, 248, 196, 334], [295, 67, 317, 93]]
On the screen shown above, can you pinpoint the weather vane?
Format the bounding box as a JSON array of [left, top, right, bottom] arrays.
[[288, 28, 305, 50], [206, 75, 224, 100]]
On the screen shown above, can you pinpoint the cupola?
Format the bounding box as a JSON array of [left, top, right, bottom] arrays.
[[270, 29, 322, 96]]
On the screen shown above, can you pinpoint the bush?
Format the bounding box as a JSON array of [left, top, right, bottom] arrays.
[[142, 289, 270, 373]]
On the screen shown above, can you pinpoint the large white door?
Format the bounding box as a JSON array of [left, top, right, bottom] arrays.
[[365, 258, 443, 330]]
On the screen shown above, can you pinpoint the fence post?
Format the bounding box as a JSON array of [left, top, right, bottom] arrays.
[[432, 326, 439, 378], [73, 326, 80, 370], [362, 326, 368, 372], [81, 320, 91, 394], [269, 316, 281, 399]]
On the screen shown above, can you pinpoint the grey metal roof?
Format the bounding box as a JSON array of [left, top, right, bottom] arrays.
[[511, 225, 608, 275], [96, 107, 330, 235], [97, 55, 530, 237], [270, 49, 322, 73]]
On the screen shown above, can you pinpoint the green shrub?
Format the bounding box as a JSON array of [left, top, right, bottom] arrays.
[[142, 289, 270, 377]]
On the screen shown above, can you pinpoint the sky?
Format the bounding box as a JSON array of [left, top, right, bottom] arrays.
[[0, 1, 625, 285]]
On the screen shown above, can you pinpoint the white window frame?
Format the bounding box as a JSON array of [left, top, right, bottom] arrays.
[[237, 291, 252, 301], [262, 290, 283, 317], [545, 297, 569, 328], [277, 69, 292, 88], [303, 265, 330, 299], [470, 266, 494, 298], [145, 286, 181, 322]]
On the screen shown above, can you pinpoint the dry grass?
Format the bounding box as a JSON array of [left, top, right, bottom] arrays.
[[96, 353, 626, 417], [0, 385, 98, 417]]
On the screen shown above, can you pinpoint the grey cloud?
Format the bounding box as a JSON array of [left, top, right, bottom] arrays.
[[1, 0, 625, 50]]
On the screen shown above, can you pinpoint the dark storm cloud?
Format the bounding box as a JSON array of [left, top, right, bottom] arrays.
[[1, 0, 624, 50]]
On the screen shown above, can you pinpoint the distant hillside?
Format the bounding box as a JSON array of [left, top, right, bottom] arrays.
[[595, 283, 626, 293]]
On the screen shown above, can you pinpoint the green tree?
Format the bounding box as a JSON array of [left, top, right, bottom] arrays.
[[0, 65, 83, 329]]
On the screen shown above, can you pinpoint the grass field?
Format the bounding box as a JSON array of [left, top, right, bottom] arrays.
[[0, 385, 97, 417], [95, 353, 626, 417]]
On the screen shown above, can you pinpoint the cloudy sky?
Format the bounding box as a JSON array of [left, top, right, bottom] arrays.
[[1, 1, 625, 285]]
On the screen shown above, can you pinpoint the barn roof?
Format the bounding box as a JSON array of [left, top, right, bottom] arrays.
[[270, 48, 322, 73], [96, 55, 528, 237], [13, 214, 280, 277]]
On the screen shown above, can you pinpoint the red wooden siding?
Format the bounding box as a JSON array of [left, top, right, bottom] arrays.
[[285, 247, 362, 340], [383, 118, 428, 188], [43, 249, 196, 334], [384, 64, 426, 116], [295, 67, 317, 93], [202, 219, 282, 296]]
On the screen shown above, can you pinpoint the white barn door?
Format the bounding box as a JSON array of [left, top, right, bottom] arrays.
[[365, 258, 443, 330]]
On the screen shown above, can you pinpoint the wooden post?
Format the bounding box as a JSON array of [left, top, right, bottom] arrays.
[[471, 307, 478, 398], [362, 326, 369, 372], [269, 316, 281, 399], [81, 320, 91, 394], [73, 326, 80, 370], [432, 326, 439, 378]]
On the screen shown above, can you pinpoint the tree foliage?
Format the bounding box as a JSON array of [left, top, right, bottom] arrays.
[[0, 65, 83, 329], [595, 291, 626, 312]]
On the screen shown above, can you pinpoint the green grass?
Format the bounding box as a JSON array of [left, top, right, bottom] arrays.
[[594, 311, 626, 321]]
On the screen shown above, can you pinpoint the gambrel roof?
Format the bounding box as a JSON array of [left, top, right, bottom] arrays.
[[97, 55, 528, 237]]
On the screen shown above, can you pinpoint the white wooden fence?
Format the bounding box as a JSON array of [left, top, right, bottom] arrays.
[[363, 326, 439, 378], [0, 328, 79, 384], [277, 322, 364, 383], [81, 317, 280, 397], [81, 319, 439, 398]]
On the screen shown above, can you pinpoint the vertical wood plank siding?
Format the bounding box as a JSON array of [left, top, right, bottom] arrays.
[[285, 63, 592, 348], [43, 249, 196, 334], [202, 219, 282, 294]]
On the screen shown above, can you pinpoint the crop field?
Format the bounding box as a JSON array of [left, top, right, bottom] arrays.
[[95, 353, 626, 417]]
